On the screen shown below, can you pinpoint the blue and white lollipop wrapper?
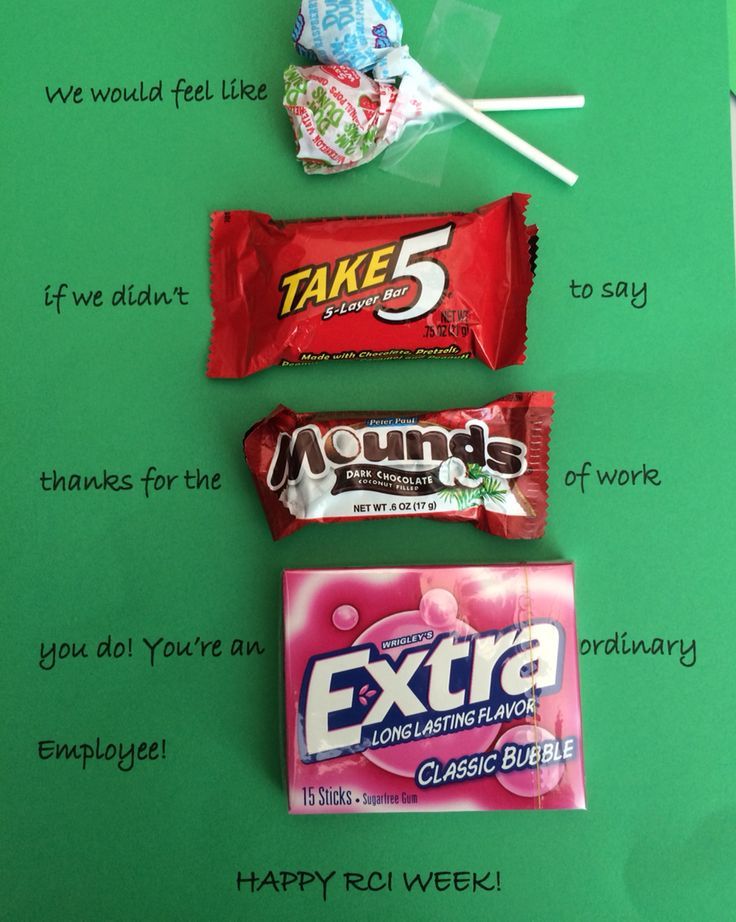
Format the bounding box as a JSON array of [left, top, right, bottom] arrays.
[[294, 0, 406, 74]]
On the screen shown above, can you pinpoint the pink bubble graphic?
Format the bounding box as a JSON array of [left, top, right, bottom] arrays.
[[494, 724, 565, 798], [332, 604, 360, 631], [457, 570, 522, 628], [419, 588, 458, 629]]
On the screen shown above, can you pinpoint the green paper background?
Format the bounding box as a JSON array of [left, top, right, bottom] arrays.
[[2, 1, 735, 919], [730, 0, 736, 86]]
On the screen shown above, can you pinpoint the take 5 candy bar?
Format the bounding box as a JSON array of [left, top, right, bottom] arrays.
[[207, 195, 537, 378], [244, 392, 553, 540], [282, 563, 586, 813]]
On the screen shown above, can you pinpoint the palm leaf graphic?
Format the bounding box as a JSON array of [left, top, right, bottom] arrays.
[[437, 463, 507, 510]]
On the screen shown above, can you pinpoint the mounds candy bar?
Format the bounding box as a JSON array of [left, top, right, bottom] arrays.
[[207, 195, 537, 378], [243, 392, 553, 541], [283, 563, 586, 813]]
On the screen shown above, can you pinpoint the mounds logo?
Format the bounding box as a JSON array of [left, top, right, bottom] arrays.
[[277, 223, 456, 324], [266, 420, 528, 492], [321, 65, 361, 88]]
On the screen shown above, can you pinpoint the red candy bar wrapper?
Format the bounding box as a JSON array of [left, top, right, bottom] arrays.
[[244, 392, 553, 541], [208, 195, 537, 378]]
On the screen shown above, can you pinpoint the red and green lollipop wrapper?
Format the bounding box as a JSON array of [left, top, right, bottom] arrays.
[[243, 392, 554, 541], [283, 63, 426, 173], [207, 194, 538, 379]]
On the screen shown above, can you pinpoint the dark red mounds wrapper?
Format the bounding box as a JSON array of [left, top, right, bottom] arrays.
[[208, 195, 537, 378], [243, 392, 554, 541]]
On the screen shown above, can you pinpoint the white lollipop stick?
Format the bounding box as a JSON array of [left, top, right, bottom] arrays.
[[429, 79, 579, 186], [470, 94, 585, 112]]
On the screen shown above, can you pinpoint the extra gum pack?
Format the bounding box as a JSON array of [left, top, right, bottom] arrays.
[[282, 563, 585, 814]]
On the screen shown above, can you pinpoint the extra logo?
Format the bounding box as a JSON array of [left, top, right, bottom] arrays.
[[298, 620, 565, 762], [277, 223, 456, 324]]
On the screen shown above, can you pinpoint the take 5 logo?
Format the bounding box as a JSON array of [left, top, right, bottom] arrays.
[[277, 223, 456, 324]]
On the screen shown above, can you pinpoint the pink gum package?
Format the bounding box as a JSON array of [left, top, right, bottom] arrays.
[[283, 564, 586, 814]]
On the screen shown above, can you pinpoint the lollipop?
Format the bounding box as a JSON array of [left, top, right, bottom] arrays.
[[285, 64, 583, 175], [292, 0, 579, 184], [284, 63, 423, 173], [293, 2, 402, 72]]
